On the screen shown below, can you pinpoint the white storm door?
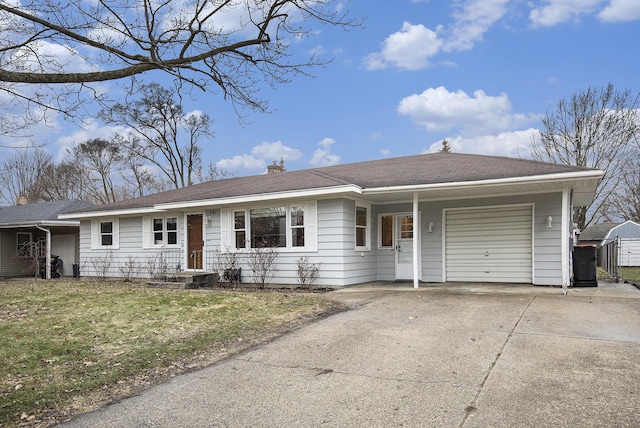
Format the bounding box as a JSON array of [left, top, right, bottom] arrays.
[[395, 214, 414, 280]]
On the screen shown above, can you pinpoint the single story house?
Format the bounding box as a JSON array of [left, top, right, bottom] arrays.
[[580, 220, 640, 267], [60, 152, 603, 288], [0, 199, 94, 278]]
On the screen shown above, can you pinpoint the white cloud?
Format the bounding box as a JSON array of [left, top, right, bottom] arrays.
[[216, 154, 266, 172], [423, 129, 540, 158], [55, 119, 124, 161], [364, 1, 508, 71], [250, 140, 303, 161], [598, 0, 640, 22], [216, 140, 302, 173], [529, 0, 602, 27], [310, 137, 340, 166], [397, 86, 538, 136], [444, 0, 509, 52], [364, 22, 443, 71]]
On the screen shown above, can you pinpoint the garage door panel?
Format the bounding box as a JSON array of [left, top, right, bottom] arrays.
[[446, 206, 533, 283]]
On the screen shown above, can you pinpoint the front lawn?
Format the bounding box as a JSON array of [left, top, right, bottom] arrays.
[[0, 280, 344, 427]]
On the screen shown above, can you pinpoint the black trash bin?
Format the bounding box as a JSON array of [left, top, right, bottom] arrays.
[[572, 245, 598, 287], [73, 264, 80, 278]]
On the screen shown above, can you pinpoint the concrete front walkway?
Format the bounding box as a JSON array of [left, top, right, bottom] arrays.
[[62, 282, 640, 427]]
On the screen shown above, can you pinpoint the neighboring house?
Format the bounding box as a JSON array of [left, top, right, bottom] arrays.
[[0, 200, 95, 278], [580, 220, 640, 267], [60, 153, 603, 288]]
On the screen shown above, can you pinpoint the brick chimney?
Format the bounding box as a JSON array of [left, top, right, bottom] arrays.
[[16, 195, 28, 205], [267, 157, 286, 174]]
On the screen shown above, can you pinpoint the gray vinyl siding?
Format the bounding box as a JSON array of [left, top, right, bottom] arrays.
[[371, 193, 564, 285], [76, 192, 565, 286], [0, 230, 32, 277], [79, 215, 187, 279]]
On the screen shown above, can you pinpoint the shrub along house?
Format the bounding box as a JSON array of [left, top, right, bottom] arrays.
[[59, 152, 602, 288]]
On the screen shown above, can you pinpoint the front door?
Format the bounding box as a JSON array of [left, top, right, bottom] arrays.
[[187, 214, 203, 270], [395, 214, 414, 280]]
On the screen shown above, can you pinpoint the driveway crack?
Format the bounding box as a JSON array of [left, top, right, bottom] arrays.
[[459, 295, 536, 427]]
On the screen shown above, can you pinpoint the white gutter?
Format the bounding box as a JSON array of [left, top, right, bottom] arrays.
[[0, 220, 80, 228], [59, 207, 167, 220], [155, 184, 362, 210], [363, 170, 604, 195]]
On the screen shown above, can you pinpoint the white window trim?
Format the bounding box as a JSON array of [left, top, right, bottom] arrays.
[[355, 201, 371, 251], [377, 213, 395, 249], [91, 218, 120, 250], [221, 201, 317, 253], [143, 216, 179, 249]]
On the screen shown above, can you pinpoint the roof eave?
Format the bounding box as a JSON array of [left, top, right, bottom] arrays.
[[0, 220, 80, 228], [59, 207, 168, 220], [154, 184, 363, 210], [362, 170, 604, 195]]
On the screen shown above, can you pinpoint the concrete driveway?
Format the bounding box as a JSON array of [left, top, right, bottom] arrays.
[[62, 282, 640, 427]]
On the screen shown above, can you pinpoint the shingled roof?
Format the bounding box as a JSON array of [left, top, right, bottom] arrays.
[[63, 152, 601, 215], [0, 200, 95, 226]]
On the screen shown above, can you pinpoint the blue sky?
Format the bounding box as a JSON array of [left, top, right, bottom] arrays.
[[4, 0, 640, 177]]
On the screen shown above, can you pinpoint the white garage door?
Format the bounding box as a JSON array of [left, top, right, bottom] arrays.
[[445, 205, 533, 283]]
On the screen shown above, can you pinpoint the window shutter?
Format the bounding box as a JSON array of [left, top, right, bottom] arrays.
[[142, 216, 151, 249], [306, 201, 318, 251], [111, 218, 120, 250], [91, 220, 99, 250], [220, 208, 231, 250]]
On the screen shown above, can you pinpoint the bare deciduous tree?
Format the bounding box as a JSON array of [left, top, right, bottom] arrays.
[[0, 0, 357, 127], [606, 152, 640, 222], [0, 148, 53, 204], [100, 83, 212, 189], [530, 84, 640, 229], [68, 138, 124, 204]]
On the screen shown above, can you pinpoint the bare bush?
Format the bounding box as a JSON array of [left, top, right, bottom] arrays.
[[214, 246, 243, 285], [246, 241, 279, 289], [89, 252, 113, 281], [296, 256, 321, 288], [118, 256, 142, 282]]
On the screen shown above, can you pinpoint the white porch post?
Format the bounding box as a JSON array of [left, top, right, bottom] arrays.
[[413, 192, 419, 289], [36, 225, 51, 279], [561, 187, 570, 290]]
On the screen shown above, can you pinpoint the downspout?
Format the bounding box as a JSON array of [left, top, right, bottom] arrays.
[[35, 224, 51, 280], [561, 188, 570, 292], [413, 192, 419, 289]]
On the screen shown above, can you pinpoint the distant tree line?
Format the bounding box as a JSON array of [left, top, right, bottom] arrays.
[[0, 83, 231, 205]]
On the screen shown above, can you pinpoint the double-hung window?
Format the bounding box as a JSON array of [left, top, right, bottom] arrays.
[[100, 221, 114, 246], [234, 211, 247, 249], [355, 203, 370, 250], [16, 232, 32, 257], [152, 217, 178, 245], [290, 206, 305, 247], [92, 218, 119, 249]]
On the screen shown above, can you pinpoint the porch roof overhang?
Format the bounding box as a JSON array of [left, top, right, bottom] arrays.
[[0, 220, 80, 229], [361, 170, 603, 205]]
